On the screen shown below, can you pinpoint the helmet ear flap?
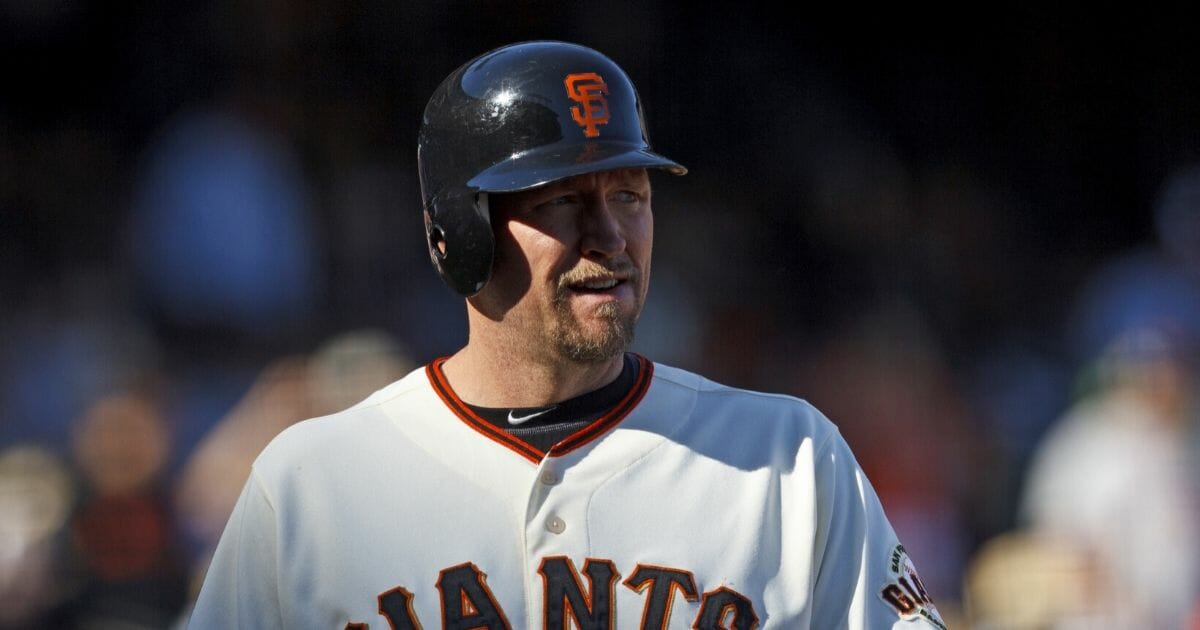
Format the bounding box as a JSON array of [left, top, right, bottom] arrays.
[[424, 191, 494, 297]]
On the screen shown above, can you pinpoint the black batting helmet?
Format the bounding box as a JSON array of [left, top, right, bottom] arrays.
[[417, 40, 687, 297]]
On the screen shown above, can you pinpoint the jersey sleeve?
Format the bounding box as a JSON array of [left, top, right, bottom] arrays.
[[809, 430, 949, 629], [186, 468, 285, 630]]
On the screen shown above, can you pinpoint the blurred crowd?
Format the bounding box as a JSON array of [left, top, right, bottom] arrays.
[[3, 3, 1200, 629]]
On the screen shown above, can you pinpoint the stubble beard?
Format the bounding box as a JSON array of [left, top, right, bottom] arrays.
[[549, 271, 641, 364]]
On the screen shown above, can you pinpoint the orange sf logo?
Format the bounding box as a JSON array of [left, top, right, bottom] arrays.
[[564, 73, 610, 138]]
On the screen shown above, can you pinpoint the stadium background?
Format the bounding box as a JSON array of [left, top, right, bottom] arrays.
[[2, 3, 1198, 627]]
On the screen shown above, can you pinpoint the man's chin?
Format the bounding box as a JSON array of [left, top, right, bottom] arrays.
[[553, 318, 636, 364]]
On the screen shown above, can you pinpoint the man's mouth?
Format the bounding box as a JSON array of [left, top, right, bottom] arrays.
[[569, 277, 622, 293], [558, 263, 637, 298]]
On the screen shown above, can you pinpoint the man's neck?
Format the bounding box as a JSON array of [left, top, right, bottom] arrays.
[[440, 340, 625, 408]]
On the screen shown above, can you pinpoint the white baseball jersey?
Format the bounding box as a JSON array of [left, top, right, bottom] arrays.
[[188, 356, 947, 629]]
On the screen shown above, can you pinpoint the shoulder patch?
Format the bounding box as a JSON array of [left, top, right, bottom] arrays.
[[878, 544, 947, 629]]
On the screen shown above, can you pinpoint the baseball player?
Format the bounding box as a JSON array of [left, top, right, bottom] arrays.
[[188, 40, 948, 629]]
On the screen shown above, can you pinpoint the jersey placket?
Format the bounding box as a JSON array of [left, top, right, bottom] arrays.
[[523, 454, 584, 626]]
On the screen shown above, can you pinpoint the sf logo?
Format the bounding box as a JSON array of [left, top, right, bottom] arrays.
[[565, 73, 610, 138]]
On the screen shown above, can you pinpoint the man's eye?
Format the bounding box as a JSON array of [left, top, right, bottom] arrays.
[[611, 191, 640, 204]]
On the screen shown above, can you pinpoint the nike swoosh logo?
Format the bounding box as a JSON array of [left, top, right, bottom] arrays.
[[507, 407, 555, 425]]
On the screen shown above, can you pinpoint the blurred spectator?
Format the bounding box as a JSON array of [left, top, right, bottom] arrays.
[[125, 102, 319, 338], [0, 278, 159, 455], [66, 390, 191, 628], [0, 444, 77, 628], [1016, 248, 1200, 629]]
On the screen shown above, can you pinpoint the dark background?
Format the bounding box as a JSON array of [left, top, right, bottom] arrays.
[[5, 5, 1196, 353], [2, 3, 1198, 628]]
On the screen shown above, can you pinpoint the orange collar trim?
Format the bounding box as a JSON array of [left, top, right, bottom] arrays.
[[425, 355, 653, 465]]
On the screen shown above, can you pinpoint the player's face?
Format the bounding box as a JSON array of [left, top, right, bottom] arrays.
[[482, 168, 653, 364]]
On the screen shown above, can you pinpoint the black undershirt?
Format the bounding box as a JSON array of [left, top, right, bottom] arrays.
[[463, 353, 641, 453]]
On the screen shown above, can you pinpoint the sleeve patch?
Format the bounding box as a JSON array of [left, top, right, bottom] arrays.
[[878, 544, 948, 629]]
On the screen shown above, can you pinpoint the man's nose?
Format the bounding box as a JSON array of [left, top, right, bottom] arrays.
[[579, 198, 626, 258]]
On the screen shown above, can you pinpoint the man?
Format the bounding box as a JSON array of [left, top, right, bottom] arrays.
[[1017, 250, 1200, 629], [188, 40, 947, 629]]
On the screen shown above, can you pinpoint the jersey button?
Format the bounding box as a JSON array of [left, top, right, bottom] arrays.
[[540, 470, 560, 485], [545, 516, 566, 534]]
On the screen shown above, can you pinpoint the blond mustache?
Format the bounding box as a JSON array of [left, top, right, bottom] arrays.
[[556, 260, 638, 293]]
